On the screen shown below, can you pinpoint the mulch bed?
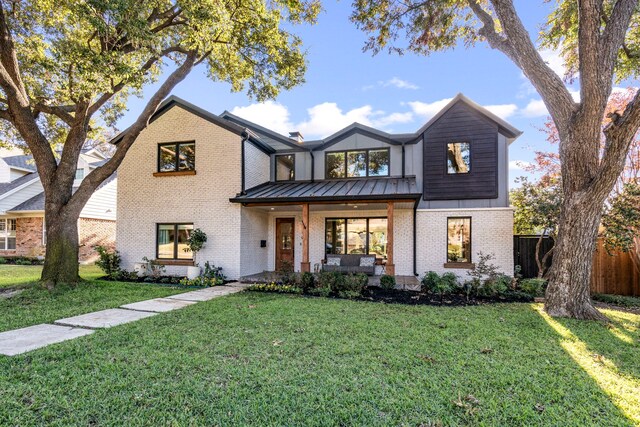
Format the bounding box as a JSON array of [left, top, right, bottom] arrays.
[[355, 287, 534, 306]]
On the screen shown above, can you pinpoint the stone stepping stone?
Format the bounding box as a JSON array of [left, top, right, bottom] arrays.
[[56, 308, 157, 329], [0, 324, 94, 356], [120, 298, 196, 313], [167, 290, 225, 302]]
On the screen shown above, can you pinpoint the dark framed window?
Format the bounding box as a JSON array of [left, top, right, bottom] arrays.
[[156, 223, 194, 259], [325, 148, 389, 178], [325, 217, 387, 257], [157, 141, 195, 173], [275, 154, 295, 181], [447, 217, 471, 263], [447, 142, 471, 174]]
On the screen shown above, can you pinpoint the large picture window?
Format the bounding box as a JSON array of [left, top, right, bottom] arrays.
[[158, 141, 195, 173], [326, 148, 389, 178], [325, 217, 387, 257], [156, 223, 194, 259], [0, 218, 16, 250], [447, 142, 470, 174], [275, 154, 295, 181], [447, 217, 471, 263]]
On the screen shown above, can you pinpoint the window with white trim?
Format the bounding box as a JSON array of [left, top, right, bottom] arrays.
[[0, 218, 17, 250]]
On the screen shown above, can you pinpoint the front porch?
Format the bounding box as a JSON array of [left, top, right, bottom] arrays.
[[239, 271, 421, 291]]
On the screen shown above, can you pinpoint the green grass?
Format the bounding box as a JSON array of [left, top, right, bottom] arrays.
[[593, 293, 640, 308], [0, 264, 103, 288], [1, 292, 638, 426]]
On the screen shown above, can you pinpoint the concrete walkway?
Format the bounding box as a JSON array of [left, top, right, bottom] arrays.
[[0, 283, 247, 356]]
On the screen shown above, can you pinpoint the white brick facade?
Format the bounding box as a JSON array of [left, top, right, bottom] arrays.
[[117, 106, 245, 278], [415, 208, 514, 279]]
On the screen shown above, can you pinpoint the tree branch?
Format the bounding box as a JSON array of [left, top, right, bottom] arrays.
[[68, 51, 199, 214], [33, 103, 75, 125]]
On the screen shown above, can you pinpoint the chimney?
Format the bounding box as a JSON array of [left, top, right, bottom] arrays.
[[289, 131, 304, 143]]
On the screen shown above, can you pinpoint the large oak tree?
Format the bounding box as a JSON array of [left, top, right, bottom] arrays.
[[351, 0, 640, 319], [0, 0, 319, 288]]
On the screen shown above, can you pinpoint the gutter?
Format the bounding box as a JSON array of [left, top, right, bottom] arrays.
[[401, 142, 406, 178], [413, 198, 419, 277]]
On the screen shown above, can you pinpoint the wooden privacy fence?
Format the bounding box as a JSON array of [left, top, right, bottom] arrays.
[[514, 235, 640, 296]]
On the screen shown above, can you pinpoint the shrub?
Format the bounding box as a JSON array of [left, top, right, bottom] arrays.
[[422, 271, 458, 302], [0, 257, 6, 264], [379, 274, 396, 290], [278, 260, 296, 285], [94, 245, 122, 279], [310, 271, 340, 297], [15, 257, 33, 265], [519, 278, 547, 297], [142, 256, 165, 279], [179, 276, 219, 287], [592, 293, 640, 308], [336, 273, 368, 298], [300, 272, 315, 292], [248, 282, 302, 294], [421, 271, 440, 292], [202, 261, 226, 285]]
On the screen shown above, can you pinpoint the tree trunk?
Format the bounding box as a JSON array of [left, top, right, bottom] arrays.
[[40, 207, 81, 288], [544, 192, 607, 321]]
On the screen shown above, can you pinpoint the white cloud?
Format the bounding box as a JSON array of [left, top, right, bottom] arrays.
[[509, 160, 532, 171], [521, 99, 548, 118], [230, 101, 292, 135], [540, 49, 567, 79], [407, 98, 453, 120], [231, 101, 415, 138], [363, 77, 419, 91], [484, 104, 518, 119]]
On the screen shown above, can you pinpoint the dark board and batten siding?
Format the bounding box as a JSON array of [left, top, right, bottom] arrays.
[[423, 101, 499, 200]]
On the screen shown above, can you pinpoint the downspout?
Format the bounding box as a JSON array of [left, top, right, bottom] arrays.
[[413, 198, 419, 277], [309, 149, 315, 182], [401, 142, 406, 178], [240, 130, 249, 195]]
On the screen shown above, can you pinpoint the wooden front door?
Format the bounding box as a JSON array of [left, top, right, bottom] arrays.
[[275, 218, 295, 271]]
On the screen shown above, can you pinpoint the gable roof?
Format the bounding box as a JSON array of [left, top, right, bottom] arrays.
[[415, 93, 523, 139], [110, 96, 275, 155], [220, 111, 308, 152], [3, 155, 36, 172], [0, 172, 39, 198]]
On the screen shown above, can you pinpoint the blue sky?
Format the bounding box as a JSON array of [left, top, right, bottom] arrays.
[[118, 1, 588, 187]]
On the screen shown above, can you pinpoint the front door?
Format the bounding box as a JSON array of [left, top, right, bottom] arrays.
[[275, 218, 295, 271]]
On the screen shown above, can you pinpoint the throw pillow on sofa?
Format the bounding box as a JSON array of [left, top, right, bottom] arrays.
[[360, 257, 375, 267], [327, 257, 341, 266]]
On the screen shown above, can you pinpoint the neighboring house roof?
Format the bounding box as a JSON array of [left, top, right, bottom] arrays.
[[110, 96, 275, 155], [0, 173, 39, 197], [3, 155, 36, 172], [6, 173, 117, 213], [230, 176, 422, 204]]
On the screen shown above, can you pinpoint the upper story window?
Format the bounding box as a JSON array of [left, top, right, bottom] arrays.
[[447, 142, 470, 174], [275, 154, 295, 181], [75, 168, 84, 180], [158, 141, 195, 173], [325, 148, 389, 179], [0, 218, 16, 250]]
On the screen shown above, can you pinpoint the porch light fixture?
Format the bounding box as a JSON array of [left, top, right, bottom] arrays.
[[353, 205, 358, 208]]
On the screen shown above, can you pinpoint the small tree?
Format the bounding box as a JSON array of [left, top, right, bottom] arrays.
[[511, 176, 562, 278], [185, 228, 207, 266]]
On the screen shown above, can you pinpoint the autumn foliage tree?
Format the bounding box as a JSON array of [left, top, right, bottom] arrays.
[[0, 0, 319, 288], [351, 0, 640, 319]]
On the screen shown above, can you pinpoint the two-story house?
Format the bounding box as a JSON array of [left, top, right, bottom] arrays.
[[115, 94, 521, 280], [0, 147, 117, 261]]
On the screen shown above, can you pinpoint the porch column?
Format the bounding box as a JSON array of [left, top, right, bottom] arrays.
[[386, 201, 395, 276], [301, 203, 310, 272]]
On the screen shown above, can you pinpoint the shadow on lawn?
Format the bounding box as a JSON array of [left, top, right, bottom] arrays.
[[536, 305, 640, 424]]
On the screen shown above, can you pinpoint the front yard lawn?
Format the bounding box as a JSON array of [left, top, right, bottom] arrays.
[[0, 264, 103, 288], [0, 279, 187, 332], [1, 292, 638, 426]]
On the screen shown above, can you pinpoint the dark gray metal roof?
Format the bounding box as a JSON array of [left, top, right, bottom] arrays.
[[3, 155, 35, 171], [0, 172, 39, 196], [230, 176, 421, 204]]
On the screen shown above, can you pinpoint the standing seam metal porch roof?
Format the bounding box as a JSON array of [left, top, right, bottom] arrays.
[[230, 177, 421, 204]]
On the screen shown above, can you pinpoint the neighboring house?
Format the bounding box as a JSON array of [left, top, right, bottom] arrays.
[[115, 94, 521, 280], [0, 148, 117, 261]]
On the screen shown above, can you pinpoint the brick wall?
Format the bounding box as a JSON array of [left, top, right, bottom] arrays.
[[116, 105, 244, 278], [0, 216, 45, 258], [79, 218, 116, 262], [415, 208, 514, 279]]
